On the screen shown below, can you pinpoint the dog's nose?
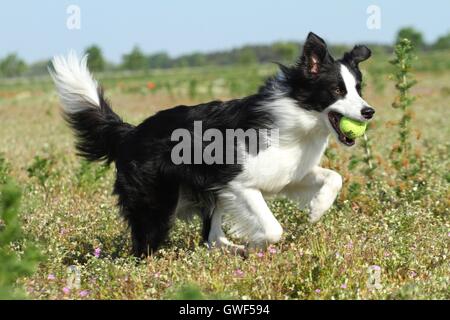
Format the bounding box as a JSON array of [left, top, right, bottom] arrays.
[[361, 107, 375, 119]]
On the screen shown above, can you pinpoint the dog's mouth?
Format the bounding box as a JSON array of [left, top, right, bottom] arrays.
[[328, 111, 355, 147]]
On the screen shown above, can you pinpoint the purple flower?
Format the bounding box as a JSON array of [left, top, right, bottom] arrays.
[[256, 252, 264, 258], [47, 274, 56, 280], [79, 290, 89, 297], [94, 247, 101, 258], [340, 284, 347, 289], [371, 265, 381, 271], [234, 269, 244, 277], [409, 271, 417, 278], [268, 246, 277, 254], [447, 232, 450, 237], [315, 289, 321, 293], [62, 287, 70, 294], [154, 272, 161, 278]]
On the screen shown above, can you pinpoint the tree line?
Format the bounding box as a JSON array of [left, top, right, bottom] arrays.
[[1, 27, 449, 78]]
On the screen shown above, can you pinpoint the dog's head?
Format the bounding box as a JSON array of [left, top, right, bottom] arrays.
[[279, 32, 375, 146]]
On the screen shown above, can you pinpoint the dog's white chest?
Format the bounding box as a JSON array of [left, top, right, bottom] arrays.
[[239, 135, 329, 193]]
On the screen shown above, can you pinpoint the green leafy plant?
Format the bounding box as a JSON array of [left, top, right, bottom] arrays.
[[0, 154, 10, 185], [348, 133, 377, 182], [167, 283, 230, 300], [390, 38, 419, 179], [170, 283, 205, 300], [75, 160, 110, 190], [27, 155, 55, 190], [0, 178, 40, 299]]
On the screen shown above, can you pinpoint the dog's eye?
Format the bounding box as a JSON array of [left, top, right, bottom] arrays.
[[334, 88, 343, 96]]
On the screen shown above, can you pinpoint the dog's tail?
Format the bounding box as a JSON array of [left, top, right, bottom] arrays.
[[49, 52, 133, 163]]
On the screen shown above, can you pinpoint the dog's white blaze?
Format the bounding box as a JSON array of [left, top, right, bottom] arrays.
[[341, 63, 374, 116], [339, 64, 367, 119], [49, 51, 100, 113], [341, 64, 359, 99], [324, 64, 370, 122]]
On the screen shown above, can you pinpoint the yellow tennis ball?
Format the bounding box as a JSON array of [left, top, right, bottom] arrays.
[[339, 117, 367, 139]]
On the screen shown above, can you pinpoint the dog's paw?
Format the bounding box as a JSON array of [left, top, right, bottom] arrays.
[[308, 212, 324, 223], [207, 240, 247, 257]]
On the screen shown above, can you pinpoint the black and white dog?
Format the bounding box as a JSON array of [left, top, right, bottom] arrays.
[[50, 33, 375, 257]]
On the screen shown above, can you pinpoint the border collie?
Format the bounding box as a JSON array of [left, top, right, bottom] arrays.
[[50, 32, 374, 257]]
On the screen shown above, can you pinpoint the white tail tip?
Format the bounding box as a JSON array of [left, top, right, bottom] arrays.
[[49, 51, 100, 114]]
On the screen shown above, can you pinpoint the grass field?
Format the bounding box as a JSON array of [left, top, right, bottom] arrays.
[[0, 53, 449, 299]]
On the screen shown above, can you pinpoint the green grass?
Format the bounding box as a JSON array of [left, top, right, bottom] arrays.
[[0, 53, 449, 299]]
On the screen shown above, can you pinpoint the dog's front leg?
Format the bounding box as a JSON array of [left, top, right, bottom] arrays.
[[207, 208, 246, 255], [218, 185, 283, 250], [283, 166, 342, 223]]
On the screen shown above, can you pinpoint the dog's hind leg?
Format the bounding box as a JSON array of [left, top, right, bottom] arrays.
[[118, 182, 179, 257], [126, 203, 177, 257], [282, 166, 342, 223]]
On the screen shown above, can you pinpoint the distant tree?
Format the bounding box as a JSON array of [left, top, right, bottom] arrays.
[[24, 60, 51, 77], [188, 53, 207, 67], [172, 53, 207, 68], [329, 45, 353, 58], [0, 54, 27, 78], [122, 46, 147, 71], [238, 47, 257, 65], [273, 42, 298, 63], [432, 32, 450, 50], [148, 52, 171, 69], [84, 45, 105, 72], [396, 27, 425, 50], [175, 56, 191, 68]]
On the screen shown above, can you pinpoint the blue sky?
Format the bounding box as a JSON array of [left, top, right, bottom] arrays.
[[1, 0, 449, 63]]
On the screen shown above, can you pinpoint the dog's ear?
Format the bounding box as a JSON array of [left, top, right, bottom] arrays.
[[345, 45, 372, 65], [300, 32, 333, 75]]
